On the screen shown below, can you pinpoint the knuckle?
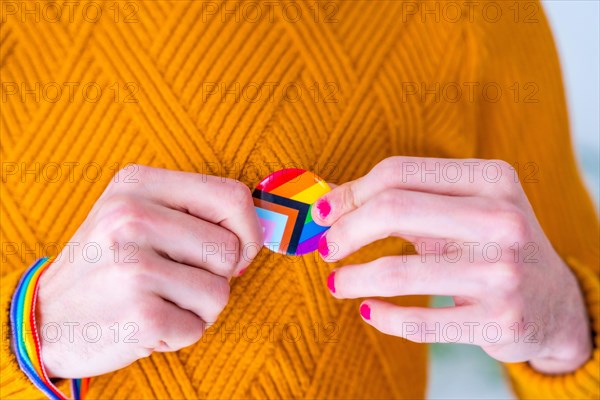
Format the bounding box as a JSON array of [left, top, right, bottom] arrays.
[[201, 229, 240, 274], [484, 160, 520, 198], [376, 156, 401, 173], [493, 159, 514, 175], [400, 312, 426, 342], [491, 263, 522, 294], [181, 320, 205, 347], [489, 204, 529, 243], [495, 302, 524, 327], [221, 239, 240, 274], [206, 278, 230, 320], [101, 195, 148, 241], [339, 182, 359, 210], [113, 258, 154, 292], [131, 253, 157, 276], [375, 311, 395, 334], [220, 228, 241, 253], [224, 181, 254, 210], [220, 231, 241, 273], [403, 311, 424, 327], [378, 263, 408, 295], [136, 302, 164, 334], [372, 157, 401, 185]]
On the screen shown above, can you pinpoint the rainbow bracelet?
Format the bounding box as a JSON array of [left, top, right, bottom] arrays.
[[10, 257, 90, 400]]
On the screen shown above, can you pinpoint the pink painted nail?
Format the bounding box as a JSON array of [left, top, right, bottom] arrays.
[[327, 271, 336, 293], [318, 234, 329, 257], [360, 303, 371, 320], [316, 199, 331, 219]]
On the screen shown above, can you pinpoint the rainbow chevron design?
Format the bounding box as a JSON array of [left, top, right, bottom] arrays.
[[253, 169, 331, 255]]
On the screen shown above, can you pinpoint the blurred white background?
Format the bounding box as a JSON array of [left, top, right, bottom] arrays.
[[546, 1, 600, 203], [427, 1, 600, 398]]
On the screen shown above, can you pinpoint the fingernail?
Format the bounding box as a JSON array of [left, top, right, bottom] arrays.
[[327, 271, 336, 293], [238, 268, 247, 276], [360, 303, 371, 320], [318, 234, 329, 257], [316, 199, 331, 219]]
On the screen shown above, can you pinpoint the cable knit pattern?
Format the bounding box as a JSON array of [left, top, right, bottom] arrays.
[[1, 1, 598, 398]]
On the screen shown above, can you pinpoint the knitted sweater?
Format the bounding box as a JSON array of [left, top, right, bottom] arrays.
[[1, 1, 598, 398]]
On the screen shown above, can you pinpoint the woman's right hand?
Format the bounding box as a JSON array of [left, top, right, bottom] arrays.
[[35, 165, 264, 379]]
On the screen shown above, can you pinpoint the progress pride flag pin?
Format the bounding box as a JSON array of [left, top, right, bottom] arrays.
[[252, 168, 331, 256]]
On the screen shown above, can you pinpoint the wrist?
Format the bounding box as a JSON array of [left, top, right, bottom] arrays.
[[12, 257, 91, 398], [11, 258, 66, 397], [35, 264, 62, 379]]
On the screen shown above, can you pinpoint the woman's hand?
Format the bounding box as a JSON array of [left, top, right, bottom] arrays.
[[312, 156, 592, 374], [36, 165, 263, 379]]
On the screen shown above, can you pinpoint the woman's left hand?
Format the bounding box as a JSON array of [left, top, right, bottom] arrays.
[[312, 156, 592, 374]]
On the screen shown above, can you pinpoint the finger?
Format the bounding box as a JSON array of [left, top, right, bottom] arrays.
[[119, 166, 263, 272], [312, 157, 511, 226], [219, 206, 263, 273], [320, 189, 494, 261], [145, 203, 243, 277], [327, 256, 485, 299], [141, 253, 230, 324], [359, 300, 486, 345], [134, 297, 205, 353]]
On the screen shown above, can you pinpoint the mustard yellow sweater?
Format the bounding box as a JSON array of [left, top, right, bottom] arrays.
[[1, 1, 598, 398]]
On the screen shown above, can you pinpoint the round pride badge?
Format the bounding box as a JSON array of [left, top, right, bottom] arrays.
[[252, 168, 331, 256]]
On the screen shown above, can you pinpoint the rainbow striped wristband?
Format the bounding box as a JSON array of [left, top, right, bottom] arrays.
[[11, 257, 90, 400]]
